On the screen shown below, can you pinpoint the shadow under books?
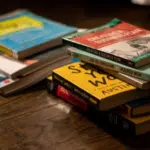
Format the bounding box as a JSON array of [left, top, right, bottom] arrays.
[[87, 108, 150, 149]]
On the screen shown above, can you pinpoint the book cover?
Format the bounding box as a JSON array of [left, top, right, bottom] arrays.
[[63, 18, 150, 68], [52, 62, 150, 111], [0, 9, 77, 59], [68, 47, 150, 81], [0, 45, 69, 78], [71, 28, 87, 62]]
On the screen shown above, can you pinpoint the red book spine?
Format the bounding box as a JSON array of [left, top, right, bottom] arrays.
[[56, 85, 88, 111]]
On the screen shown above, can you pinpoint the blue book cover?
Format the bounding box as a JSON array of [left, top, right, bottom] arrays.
[[72, 58, 80, 62], [0, 9, 77, 59], [127, 98, 150, 107]]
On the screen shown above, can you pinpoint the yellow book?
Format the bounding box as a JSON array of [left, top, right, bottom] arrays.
[[52, 62, 150, 111], [121, 98, 150, 117], [122, 113, 150, 135]]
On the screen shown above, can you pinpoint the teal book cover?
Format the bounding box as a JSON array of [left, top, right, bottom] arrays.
[[68, 47, 150, 81], [0, 9, 77, 58]]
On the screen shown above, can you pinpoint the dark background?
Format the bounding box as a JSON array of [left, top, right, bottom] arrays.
[[0, 0, 150, 30]]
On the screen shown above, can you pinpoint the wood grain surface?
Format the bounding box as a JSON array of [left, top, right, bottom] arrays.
[[0, 6, 150, 150]]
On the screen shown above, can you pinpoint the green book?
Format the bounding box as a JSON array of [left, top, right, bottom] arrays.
[[68, 47, 150, 81]]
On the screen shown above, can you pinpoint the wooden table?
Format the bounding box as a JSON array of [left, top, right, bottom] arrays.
[[0, 6, 150, 150]]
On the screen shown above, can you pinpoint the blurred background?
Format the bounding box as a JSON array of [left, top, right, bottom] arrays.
[[1, 0, 150, 29]]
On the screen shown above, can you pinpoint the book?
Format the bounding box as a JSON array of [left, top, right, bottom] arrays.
[[47, 76, 150, 118], [0, 9, 77, 59], [68, 47, 150, 81], [71, 28, 87, 63], [99, 109, 150, 135], [63, 18, 150, 68], [122, 98, 150, 117], [47, 77, 150, 135], [0, 56, 72, 95], [46, 76, 88, 111], [105, 69, 150, 89], [46, 77, 100, 122], [0, 45, 69, 78], [52, 62, 150, 111], [46, 77, 150, 135]]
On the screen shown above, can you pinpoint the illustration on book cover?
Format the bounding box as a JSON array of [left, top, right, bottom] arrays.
[[101, 35, 150, 60]]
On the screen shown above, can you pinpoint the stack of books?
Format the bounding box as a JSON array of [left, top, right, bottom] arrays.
[[47, 19, 150, 135], [0, 9, 78, 95]]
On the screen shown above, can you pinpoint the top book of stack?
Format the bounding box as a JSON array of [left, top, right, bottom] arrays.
[[0, 9, 77, 59], [63, 18, 150, 68]]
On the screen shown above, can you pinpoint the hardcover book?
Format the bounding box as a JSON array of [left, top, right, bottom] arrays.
[[0, 9, 77, 59], [63, 18, 150, 68], [52, 62, 150, 111]]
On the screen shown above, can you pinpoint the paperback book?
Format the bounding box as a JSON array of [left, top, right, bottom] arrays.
[[122, 98, 150, 117], [46, 76, 88, 111], [47, 76, 150, 135], [63, 18, 150, 68], [0, 45, 69, 78], [0, 9, 77, 59], [0, 57, 72, 95], [68, 47, 150, 81], [52, 62, 150, 111]]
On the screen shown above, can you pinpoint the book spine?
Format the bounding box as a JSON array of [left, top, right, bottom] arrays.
[[56, 85, 88, 111], [52, 72, 99, 109], [47, 78, 100, 123], [99, 111, 136, 135], [69, 49, 150, 81], [63, 39, 135, 67], [120, 105, 133, 118], [47, 79, 88, 111], [46, 77, 57, 93], [0, 45, 13, 58]]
